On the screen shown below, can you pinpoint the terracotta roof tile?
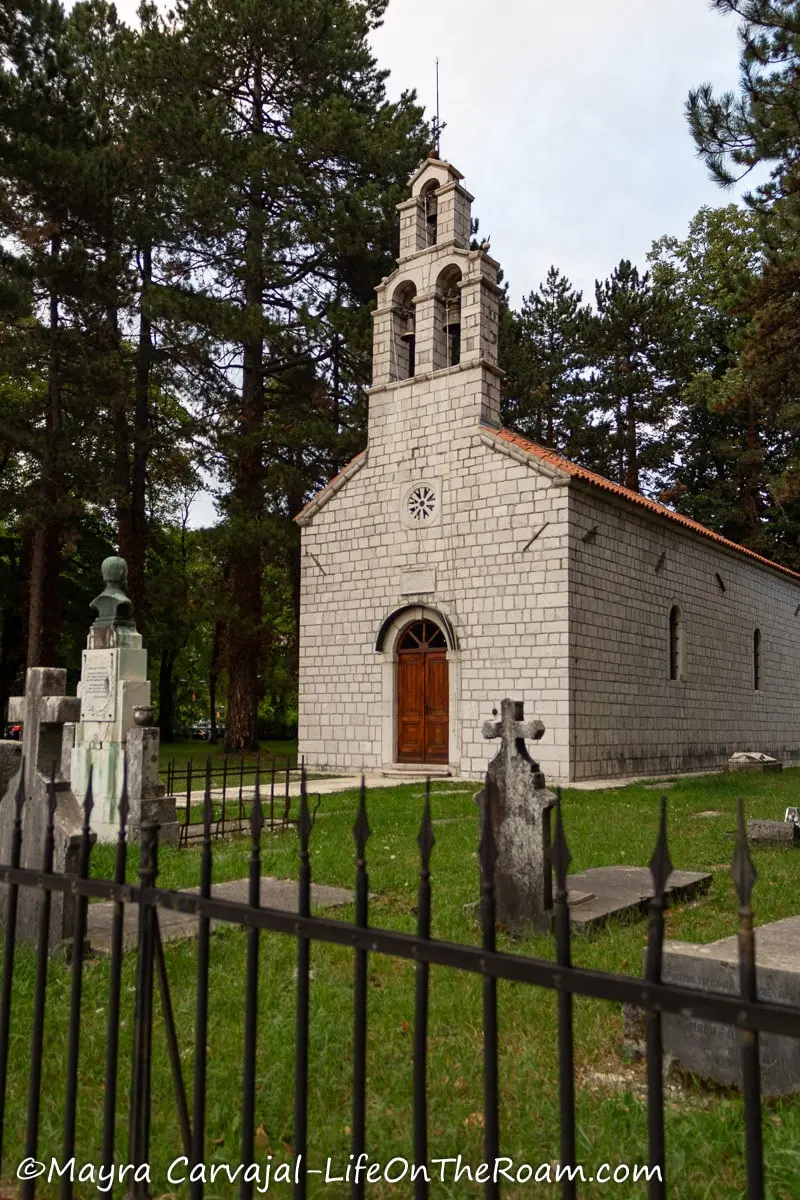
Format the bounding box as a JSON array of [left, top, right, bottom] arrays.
[[483, 423, 800, 584], [294, 449, 367, 523]]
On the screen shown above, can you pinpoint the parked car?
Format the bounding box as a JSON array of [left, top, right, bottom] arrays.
[[5, 723, 21, 740]]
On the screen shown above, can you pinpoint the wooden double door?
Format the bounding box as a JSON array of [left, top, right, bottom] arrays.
[[396, 620, 449, 764]]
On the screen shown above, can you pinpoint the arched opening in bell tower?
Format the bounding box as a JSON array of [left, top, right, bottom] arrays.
[[421, 180, 439, 247], [435, 264, 462, 370], [391, 281, 417, 380]]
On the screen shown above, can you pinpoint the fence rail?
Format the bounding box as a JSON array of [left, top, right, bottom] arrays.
[[0, 763, 796, 1200], [161, 753, 300, 844]]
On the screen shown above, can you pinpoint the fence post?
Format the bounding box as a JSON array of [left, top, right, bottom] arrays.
[[102, 767, 130, 1178], [351, 778, 370, 1200], [552, 790, 576, 1200], [128, 820, 159, 1198], [733, 798, 765, 1200], [413, 781, 434, 1200], [22, 768, 58, 1200], [0, 770, 25, 1180], [480, 774, 499, 1200]]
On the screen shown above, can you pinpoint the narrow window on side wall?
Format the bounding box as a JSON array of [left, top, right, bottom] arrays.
[[669, 606, 682, 681], [753, 628, 761, 691]]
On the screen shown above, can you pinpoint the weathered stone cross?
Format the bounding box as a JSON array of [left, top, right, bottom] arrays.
[[482, 698, 546, 789], [2, 668, 83, 946], [476, 698, 555, 931], [7, 667, 81, 797]]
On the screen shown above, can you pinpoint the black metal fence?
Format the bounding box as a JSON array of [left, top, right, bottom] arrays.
[[161, 753, 300, 844], [0, 765, 797, 1200]]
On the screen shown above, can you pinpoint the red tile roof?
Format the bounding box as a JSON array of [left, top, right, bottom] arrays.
[[483, 423, 800, 584], [294, 449, 367, 523]]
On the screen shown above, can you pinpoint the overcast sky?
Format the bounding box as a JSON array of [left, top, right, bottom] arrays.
[[370, 0, 749, 306], [104, 0, 751, 525]]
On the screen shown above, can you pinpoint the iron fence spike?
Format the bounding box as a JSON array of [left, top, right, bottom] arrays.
[[648, 797, 674, 902], [551, 787, 572, 888], [119, 757, 130, 829], [83, 765, 95, 829], [417, 778, 435, 866], [203, 757, 213, 834], [13, 761, 25, 820], [251, 763, 264, 839], [298, 768, 312, 847], [353, 775, 371, 854], [731, 796, 757, 907], [47, 762, 57, 819]]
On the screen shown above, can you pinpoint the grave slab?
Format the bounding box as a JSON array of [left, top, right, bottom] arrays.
[[748, 819, 799, 845], [726, 751, 782, 774], [658, 915, 800, 1095], [566, 866, 712, 933], [86, 875, 354, 953]]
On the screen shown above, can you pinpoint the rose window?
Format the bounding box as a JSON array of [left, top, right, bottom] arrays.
[[407, 485, 437, 522]]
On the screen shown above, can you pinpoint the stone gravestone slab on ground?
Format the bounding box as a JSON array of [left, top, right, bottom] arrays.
[[727, 751, 782, 774], [70, 557, 178, 845], [747, 818, 799, 845], [475, 699, 556, 931], [0, 668, 84, 946], [565, 865, 712, 933], [653, 916, 800, 1095]]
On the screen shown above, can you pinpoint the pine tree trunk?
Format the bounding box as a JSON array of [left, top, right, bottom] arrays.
[[158, 649, 177, 743], [27, 243, 63, 668], [109, 256, 135, 599], [224, 58, 264, 754], [624, 391, 639, 492], [209, 615, 224, 743]]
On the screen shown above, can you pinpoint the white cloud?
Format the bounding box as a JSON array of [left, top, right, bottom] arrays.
[[371, 0, 751, 303]]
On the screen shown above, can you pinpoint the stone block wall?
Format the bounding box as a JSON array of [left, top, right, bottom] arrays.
[[298, 391, 571, 781], [568, 485, 800, 779]]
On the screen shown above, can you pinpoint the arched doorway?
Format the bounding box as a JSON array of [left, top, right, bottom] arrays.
[[396, 619, 449, 764]]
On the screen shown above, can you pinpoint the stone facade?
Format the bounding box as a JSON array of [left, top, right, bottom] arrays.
[[296, 157, 800, 782], [568, 486, 800, 780]]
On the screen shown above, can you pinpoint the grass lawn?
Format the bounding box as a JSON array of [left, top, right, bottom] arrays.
[[3, 769, 800, 1197]]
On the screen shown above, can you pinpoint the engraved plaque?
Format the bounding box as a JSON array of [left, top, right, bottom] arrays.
[[81, 650, 116, 722], [401, 568, 436, 595]]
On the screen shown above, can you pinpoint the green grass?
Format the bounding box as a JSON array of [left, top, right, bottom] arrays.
[[4, 769, 800, 1198], [159, 738, 300, 772]]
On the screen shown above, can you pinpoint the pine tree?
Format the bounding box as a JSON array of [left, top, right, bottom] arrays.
[[589, 261, 684, 494], [500, 267, 595, 460], [0, 0, 98, 665], [686, 1, 800, 562], [166, 0, 429, 750]]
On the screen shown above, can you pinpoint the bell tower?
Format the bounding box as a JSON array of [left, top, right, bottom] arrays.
[[369, 155, 503, 439]]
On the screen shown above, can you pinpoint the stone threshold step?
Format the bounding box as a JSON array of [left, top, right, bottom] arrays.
[[380, 763, 452, 779]]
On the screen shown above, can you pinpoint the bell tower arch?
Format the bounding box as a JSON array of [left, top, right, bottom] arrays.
[[369, 154, 503, 438]]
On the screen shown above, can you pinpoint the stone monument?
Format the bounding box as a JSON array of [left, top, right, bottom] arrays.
[[70, 557, 178, 844], [475, 699, 556, 932], [0, 557, 178, 947]]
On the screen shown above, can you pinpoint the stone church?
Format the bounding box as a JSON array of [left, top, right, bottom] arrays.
[[296, 155, 800, 782]]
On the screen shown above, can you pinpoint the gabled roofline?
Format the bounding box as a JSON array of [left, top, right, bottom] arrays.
[[481, 423, 800, 585], [294, 449, 367, 525], [407, 154, 464, 190]]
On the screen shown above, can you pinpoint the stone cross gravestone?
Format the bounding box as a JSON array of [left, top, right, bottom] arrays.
[[1, 668, 85, 946], [475, 699, 556, 932], [70, 557, 178, 844]]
